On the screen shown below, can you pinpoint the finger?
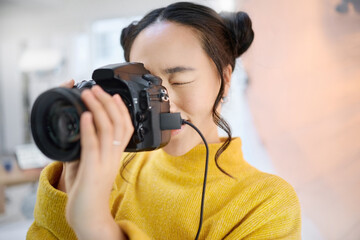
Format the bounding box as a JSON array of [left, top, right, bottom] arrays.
[[91, 87, 129, 167], [91, 87, 133, 149], [92, 87, 134, 152], [81, 89, 113, 155], [79, 111, 99, 170], [92, 86, 122, 129], [113, 94, 134, 137], [60, 79, 75, 88]]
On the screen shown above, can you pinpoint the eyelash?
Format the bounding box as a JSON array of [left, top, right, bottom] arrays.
[[171, 81, 194, 86]]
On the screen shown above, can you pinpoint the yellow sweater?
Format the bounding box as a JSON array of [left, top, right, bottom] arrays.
[[27, 138, 301, 239]]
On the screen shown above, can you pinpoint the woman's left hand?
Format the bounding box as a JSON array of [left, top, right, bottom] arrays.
[[65, 86, 134, 240]]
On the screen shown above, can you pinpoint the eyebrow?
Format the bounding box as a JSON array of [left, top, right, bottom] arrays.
[[162, 66, 195, 74]]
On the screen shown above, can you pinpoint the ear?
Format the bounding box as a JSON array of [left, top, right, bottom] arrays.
[[222, 64, 232, 97]]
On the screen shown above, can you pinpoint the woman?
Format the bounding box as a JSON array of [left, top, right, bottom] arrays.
[[27, 2, 301, 239]]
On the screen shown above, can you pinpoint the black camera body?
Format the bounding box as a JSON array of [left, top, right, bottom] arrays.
[[31, 63, 181, 162]]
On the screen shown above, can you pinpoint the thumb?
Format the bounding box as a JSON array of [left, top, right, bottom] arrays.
[[60, 79, 75, 88]]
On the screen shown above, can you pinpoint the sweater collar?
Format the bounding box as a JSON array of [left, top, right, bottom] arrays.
[[153, 137, 248, 177]]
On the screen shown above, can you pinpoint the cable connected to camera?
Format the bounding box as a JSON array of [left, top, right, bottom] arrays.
[[181, 119, 209, 240]]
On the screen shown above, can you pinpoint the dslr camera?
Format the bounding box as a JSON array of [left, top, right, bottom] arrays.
[[31, 62, 181, 162]]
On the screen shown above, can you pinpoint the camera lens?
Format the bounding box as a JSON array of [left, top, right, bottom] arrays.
[[31, 87, 87, 161], [47, 101, 80, 149]]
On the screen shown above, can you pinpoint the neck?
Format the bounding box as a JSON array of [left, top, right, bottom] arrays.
[[163, 132, 221, 156]]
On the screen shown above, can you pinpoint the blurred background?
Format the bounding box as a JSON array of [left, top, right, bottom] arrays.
[[0, 0, 359, 239]]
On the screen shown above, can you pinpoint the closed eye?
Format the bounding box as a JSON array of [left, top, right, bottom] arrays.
[[171, 80, 195, 86]]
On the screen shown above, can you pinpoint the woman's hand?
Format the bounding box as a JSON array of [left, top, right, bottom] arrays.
[[57, 80, 133, 240]]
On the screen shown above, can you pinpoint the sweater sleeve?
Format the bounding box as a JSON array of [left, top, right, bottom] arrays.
[[27, 161, 152, 240], [224, 176, 301, 240], [26, 162, 77, 240]]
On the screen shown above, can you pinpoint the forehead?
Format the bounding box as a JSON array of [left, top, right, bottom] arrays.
[[129, 21, 207, 69]]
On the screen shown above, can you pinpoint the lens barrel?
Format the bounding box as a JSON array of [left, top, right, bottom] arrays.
[[30, 87, 87, 162]]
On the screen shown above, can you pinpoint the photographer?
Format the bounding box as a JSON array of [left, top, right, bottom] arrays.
[[27, 2, 301, 239]]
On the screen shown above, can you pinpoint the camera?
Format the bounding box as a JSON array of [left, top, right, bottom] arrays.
[[30, 62, 181, 162]]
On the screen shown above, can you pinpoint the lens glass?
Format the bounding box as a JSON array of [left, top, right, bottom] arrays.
[[47, 100, 80, 149]]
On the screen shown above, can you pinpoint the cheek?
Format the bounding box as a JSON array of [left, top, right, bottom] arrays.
[[173, 85, 218, 117]]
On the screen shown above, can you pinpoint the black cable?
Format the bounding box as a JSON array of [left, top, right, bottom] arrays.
[[181, 119, 209, 240]]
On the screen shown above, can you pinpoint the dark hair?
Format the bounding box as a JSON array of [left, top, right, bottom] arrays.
[[120, 2, 254, 177]]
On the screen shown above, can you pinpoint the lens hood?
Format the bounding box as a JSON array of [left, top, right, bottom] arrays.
[[31, 87, 86, 162]]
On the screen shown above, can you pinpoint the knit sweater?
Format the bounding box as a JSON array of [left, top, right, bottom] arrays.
[[27, 137, 301, 239]]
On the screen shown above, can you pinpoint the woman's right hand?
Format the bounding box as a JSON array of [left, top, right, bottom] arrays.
[[56, 79, 79, 193]]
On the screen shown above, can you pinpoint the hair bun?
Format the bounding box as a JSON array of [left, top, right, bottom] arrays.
[[220, 11, 254, 58]]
